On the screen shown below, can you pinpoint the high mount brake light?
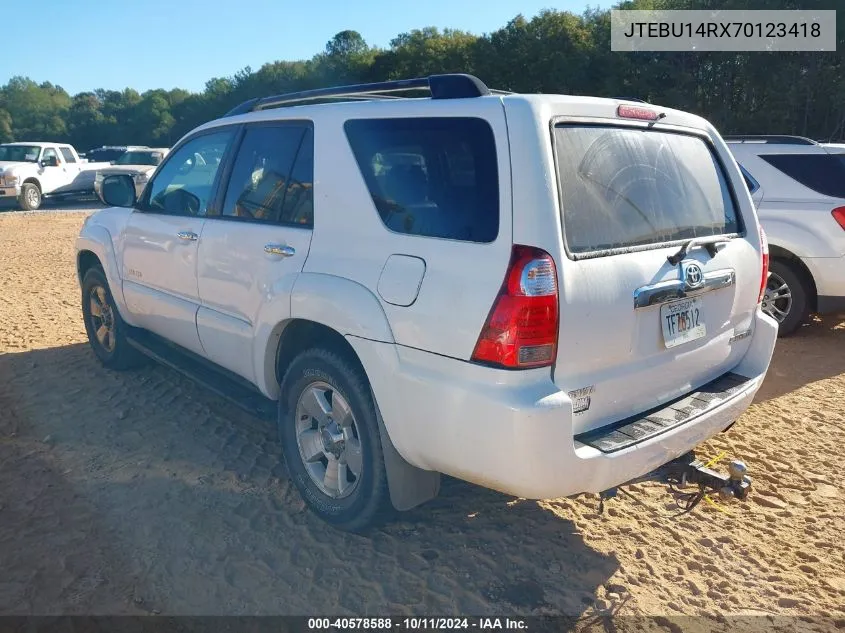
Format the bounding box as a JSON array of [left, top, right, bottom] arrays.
[[471, 245, 559, 369], [617, 104, 661, 121]]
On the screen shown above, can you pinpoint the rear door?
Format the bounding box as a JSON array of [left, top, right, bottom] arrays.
[[548, 117, 762, 434], [196, 121, 315, 383]]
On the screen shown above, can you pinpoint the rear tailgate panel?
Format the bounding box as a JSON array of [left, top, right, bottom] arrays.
[[503, 95, 764, 435]]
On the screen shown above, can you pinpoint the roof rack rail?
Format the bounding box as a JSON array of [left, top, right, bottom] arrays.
[[223, 73, 491, 117], [615, 97, 648, 103], [723, 135, 818, 145]]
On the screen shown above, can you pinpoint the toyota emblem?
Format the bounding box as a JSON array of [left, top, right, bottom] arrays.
[[683, 262, 705, 290]]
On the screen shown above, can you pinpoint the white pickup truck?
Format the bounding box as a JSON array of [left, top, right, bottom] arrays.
[[0, 142, 112, 210]]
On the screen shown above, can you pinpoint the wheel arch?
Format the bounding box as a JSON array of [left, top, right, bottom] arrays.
[[768, 245, 818, 312], [266, 317, 438, 512], [21, 177, 41, 191], [75, 227, 133, 323]]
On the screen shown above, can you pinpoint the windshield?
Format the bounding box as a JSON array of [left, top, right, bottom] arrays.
[[115, 150, 163, 166], [0, 145, 41, 163], [88, 149, 126, 163], [554, 125, 741, 255]]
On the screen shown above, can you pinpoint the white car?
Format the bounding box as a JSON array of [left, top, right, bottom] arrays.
[[0, 142, 111, 210], [94, 147, 170, 200], [76, 75, 777, 531], [728, 136, 845, 335]]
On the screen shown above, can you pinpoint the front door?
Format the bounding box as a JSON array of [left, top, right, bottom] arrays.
[[38, 147, 66, 194], [196, 122, 315, 383], [121, 128, 237, 356]]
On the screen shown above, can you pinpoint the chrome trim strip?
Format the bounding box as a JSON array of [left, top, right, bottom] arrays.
[[634, 269, 735, 309]]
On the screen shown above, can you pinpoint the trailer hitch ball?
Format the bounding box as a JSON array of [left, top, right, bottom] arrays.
[[728, 460, 747, 482], [722, 459, 752, 501]]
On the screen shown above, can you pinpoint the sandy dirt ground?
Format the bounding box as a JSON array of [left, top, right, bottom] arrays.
[[1, 210, 843, 629]]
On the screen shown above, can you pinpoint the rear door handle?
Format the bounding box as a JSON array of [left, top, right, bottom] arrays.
[[264, 243, 295, 257], [177, 231, 198, 241]]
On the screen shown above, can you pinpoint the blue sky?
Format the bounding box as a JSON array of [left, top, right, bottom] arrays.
[[6, 0, 600, 96]]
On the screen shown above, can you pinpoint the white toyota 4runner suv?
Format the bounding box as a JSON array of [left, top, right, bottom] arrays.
[[76, 74, 777, 531]]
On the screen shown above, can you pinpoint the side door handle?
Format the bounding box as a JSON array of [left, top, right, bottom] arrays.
[[177, 231, 198, 242], [264, 243, 295, 257]]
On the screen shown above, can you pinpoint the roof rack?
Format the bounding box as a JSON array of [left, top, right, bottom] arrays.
[[723, 135, 818, 145], [224, 73, 492, 117]]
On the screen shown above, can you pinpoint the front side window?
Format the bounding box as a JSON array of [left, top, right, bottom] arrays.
[[760, 153, 845, 198], [344, 117, 499, 243], [145, 130, 234, 217], [554, 125, 741, 255], [220, 124, 314, 226], [42, 148, 59, 165], [59, 147, 77, 163]]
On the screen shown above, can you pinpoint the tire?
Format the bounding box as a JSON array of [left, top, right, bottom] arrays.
[[279, 348, 392, 532], [18, 183, 42, 211], [81, 267, 145, 370], [763, 259, 809, 337]]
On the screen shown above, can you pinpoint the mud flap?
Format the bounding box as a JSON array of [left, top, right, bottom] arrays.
[[372, 392, 441, 511]]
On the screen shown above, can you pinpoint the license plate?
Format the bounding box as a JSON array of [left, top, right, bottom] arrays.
[[661, 297, 706, 348]]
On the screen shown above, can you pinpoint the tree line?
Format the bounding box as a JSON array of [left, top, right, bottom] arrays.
[[1, 0, 843, 151]]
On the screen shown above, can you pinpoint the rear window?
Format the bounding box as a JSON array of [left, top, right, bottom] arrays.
[[738, 164, 759, 194], [553, 125, 741, 256], [344, 117, 499, 243], [760, 154, 845, 198]]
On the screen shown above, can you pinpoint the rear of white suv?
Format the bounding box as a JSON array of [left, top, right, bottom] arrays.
[[80, 74, 777, 531], [348, 95, 777, 504], [728, 137, 845, 335]]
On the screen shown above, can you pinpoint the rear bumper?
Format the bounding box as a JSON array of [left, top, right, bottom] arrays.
[[351, 310, 778, 500]]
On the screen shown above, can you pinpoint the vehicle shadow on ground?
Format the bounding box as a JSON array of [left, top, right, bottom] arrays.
[[0, 198, 104, 213], [753, 315, 845, 403], [0, 343, 618, 620]]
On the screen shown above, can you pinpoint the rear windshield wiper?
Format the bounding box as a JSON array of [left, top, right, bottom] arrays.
[[667, 235, 733, 265]]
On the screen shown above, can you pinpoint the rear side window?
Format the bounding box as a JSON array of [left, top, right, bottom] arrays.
[[738, 164, 759, 194], [344, 117, 499, 243], [760, 154, 845, 198], [59, 147, 77, 163], [554, 125, 740, 255], [221, 124, 314, 227]]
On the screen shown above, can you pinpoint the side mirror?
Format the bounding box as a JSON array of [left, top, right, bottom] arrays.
[[100, 174, 137, 208]]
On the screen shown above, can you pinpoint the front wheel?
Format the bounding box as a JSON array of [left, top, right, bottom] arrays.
[[18, 183, 42, 211], [762, 259, 809, 337], [81, 267, 145, 370], [279, 348, 392, 532]]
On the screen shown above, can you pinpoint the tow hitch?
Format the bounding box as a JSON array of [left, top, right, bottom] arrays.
[[599, 452, 752, 515]]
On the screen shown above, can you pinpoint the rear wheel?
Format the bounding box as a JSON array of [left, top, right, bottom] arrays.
[[278, 348, 391, 532], [762, 259, 809, 337], [19, 183, 42, 211]]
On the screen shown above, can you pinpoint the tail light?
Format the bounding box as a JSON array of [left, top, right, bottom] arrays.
[[832, 206, 845, 231], [471, 245, 559, 369], [758, 226, 769, 304]]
